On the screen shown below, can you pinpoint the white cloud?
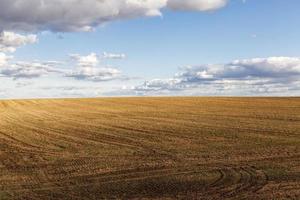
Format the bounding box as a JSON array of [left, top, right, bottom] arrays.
[[0, 31, 55, 79], [0, 61, 64, 79], [0, 31, 60, 80], [167, 0, 227, 11], [0, 31, 37, 53], [228, 57, 300, 79], [133, 78, 182, 92], [67, 53, 122, 82], [0, 52, 11, 66], [119, 57, 300, 96], [103, 52, 126, 59], [66, 67, 121, 82], [70, 53, 99, 67], [177, 57, 300, 83], [0, 0, 228, 32], [0, 52, 125, 81]]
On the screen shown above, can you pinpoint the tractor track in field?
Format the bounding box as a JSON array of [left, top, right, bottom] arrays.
[[0, 106, 146, 152], [1, 164, 270, 199], [1, 101, 180, 159], [213, 167, 268, 199], [1, 98, 299, 199]]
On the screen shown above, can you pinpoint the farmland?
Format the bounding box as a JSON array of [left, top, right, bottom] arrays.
[[0, 97, 299, 199]]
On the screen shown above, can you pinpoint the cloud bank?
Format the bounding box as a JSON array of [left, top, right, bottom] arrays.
[[119, 57, 300, 96], [0, 0, 228, 32], [0, 52, 124, 81], [2, 53, 300, 96]]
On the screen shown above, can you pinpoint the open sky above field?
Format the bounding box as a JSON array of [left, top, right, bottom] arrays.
[[0, 0, 300, 98]]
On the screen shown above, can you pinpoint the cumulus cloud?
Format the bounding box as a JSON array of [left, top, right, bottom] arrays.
[[0, 0, 228, 32], [70, 53, 99, 67], [0, 31, 37, 53], [67, 53, 122, 82], [120, 57, 300, 96]]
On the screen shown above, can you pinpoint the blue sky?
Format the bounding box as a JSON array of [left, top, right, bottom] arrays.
[[1, 0, 300, 98]]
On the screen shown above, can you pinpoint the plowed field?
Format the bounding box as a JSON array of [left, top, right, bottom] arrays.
[[0, 97, 299, 199]]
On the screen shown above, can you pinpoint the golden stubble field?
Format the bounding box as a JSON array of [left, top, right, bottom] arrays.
[[0, 97, 299, 199]]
